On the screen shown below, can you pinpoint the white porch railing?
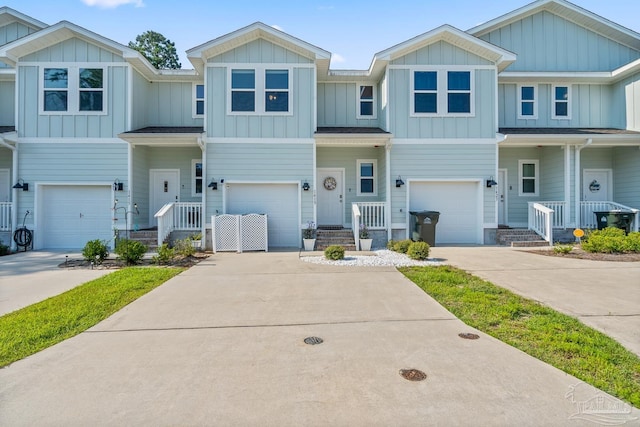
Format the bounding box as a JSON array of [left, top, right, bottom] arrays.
[[580, 201, 639, 231], [0, 202, 11, 232], [537, 201, 566, 228], [528, 203, 554, 245], [352, 202, 387, 251], [154, 202, 203, 246]]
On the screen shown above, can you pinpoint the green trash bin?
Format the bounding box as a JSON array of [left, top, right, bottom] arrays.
[[409, 211, 440, 246], [594, 210, 636, 234]]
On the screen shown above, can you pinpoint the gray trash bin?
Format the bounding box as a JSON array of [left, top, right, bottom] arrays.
[[594, 210, 636, 234], [409, 211, 440, 246]]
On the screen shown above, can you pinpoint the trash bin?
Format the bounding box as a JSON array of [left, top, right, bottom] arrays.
[[409, 211, 440, 246], [593, 210, 636, 234]]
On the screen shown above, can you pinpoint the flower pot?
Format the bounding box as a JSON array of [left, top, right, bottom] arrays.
[[359, 238, 373, 251], [303, 238, 316, 251], [191, 240, 202, 249]]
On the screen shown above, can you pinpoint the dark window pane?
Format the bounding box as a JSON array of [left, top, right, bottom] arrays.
[[415, 93, 437, 113], [361, 178, 374, 193], [265, 91, 288, 112], [231, 70, 255, 89], [232, 91, 255, 111], [522, 179, 535, 193], [448, 93, 470, 113], [79, 68, 103, 88], [195, 178, 202, 194], [360, 101, 373, 116], [360, 85, 373, 100], [555, 102, 568, 117], [266, 70, 288, 89], [44, 91, 68, 111], [360, 163, 374, 177], [44, 68, 68, 89], [555, 86, 568, 100], [195, 162, 202, 178], [448, 71, 470, 90], [196, 100, 204, 115], [521, 102, 534, 116], [196, 84, 204, 99], [79, 91, 103, 111], [522, 163, 535, 177], [414, 71, 437, 91], [521, 86, 534, 100]]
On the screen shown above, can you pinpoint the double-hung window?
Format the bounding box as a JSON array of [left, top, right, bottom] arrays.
[[192, 159, 203, 196], [357, 159, 377, 196], [265, 70, 289, 112], [229, 67, 291, 114], [517, 85, 537, 119], [411, 69, 474, 116], [193, 84, 205, 117], [42, 66, 105, 114], [518, 160, 539, 196], [231, 69, 256, 112], [447, 71, 471, 113], [413, 71, 437, 114], [552, 85, 571, 119], [357, 84, 376, 119]]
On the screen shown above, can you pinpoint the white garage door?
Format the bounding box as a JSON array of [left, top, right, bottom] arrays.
[[409, 181, 481, 244], [41, 185, 113, 249], [226, 183, 299, 247]]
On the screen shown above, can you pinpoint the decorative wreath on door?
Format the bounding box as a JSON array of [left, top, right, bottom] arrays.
[[323, 177, 337, 190]]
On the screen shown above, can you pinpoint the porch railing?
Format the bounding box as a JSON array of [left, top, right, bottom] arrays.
[[0, 202, 11, 231], [528, 202, 554, 245], [537, 201, 566, 228], [580, 201, 639, 231], [154, 202, 203, 246], [355, 202, 386, 230]]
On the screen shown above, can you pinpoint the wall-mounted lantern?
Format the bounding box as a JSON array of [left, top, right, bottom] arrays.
[[208, 179, 218, 190], [113, 179, 124, 191], [302, 181, 310, 191], [395, 176, 405, 188], [13, 179, 28, 191], [486, 177, 498, 188]]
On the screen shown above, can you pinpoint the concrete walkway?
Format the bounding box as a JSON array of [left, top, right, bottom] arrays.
[[433, 246, 640, 356], [1, 251, 638, 426]]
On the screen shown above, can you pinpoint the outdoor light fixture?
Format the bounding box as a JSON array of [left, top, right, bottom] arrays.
[[208, 179, 218, 190], [302, 181, 310, 191], [395, 176, 405, 188], [13, 179, 28, 191], [113, 179, 123, 191], [486, 177, 498, 188]]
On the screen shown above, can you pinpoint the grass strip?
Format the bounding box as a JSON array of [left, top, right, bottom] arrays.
[[0, 267, 184, 368], [399, 265, 640, 408]]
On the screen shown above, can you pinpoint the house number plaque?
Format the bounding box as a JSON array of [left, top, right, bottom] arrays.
[[323, 177, 337, 190]]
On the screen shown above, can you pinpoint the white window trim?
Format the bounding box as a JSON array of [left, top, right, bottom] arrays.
[[39, 65, 107, 116], [356, 83, 377, 119], [357, 159, 377, 196], [517, 84, 538, 119], [518, 159, 539, 197], [226, 66, 293, 116], [191, 159, 203, 197], [410, 68, 475, 118], [192, 83, 205, 118], [551, 84, 571, 120]]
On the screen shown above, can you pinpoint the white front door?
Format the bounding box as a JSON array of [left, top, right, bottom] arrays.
[[317, 168, 344, 227], [150, 169, 180, 226], [0, 169, 9, 202], [583, 169, 611, 202], [498, 169, 507, 225]]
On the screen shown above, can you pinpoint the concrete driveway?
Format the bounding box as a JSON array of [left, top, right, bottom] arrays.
[[433, 246, 640, 356], [0, 251, 111, 316], [1, 251, 638, 426]]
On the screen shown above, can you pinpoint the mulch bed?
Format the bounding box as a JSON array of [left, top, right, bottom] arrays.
[[528, 247, 640, 262], [59, 252, 210, 269]]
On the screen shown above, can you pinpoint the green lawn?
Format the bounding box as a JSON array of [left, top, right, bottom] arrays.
[[0, 267, 184, 368], [399, 265, 640, 408]]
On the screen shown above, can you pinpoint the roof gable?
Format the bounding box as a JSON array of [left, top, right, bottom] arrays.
[[0, 7, 47, 32]]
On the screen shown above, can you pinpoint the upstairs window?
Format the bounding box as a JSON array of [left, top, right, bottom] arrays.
[[79, 68, 103, 112], [193, 84, 205, 117], [231, 69, 255, 112], [265, 70, 289, 112], [413, 71, 437, 114], [192, 159, 203, 196], [41, 66, 105, 114], [357, 84, 376, 119], [518, 160, 539, 197], [229, 67, 291, 115], [43, 68, 68, 111], [411, 69, 474, 116], [357, 159, 377, 196], [552, 85, 571, 119], [447, 71, 471, 113], [518, 85, 537, 119]]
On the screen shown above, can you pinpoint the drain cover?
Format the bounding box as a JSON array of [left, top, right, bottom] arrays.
[[400, 369, 427, 381], [458, 332, 480, 340], [304, 336, 324, 345]]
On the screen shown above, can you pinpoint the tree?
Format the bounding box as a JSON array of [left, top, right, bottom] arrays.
[[128, 30, 181, 69]]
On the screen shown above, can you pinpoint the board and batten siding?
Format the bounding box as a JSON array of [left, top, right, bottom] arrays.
[[498, 147, 541, 225], [0, 147, 11, 170], [390, 143, 496, 226], [21, 38, 127, 63], [146, 146, 202, 203], [205, 142, 313, 224], [540, 146, 565, 202], [131, 145, 150, 228], [317, 82, 380, 128], [145, 82, 203, 127], [611, 71, 640, 131], [0, 81, 14, 125], [208, 39, 313, 65], [130, 69, 150, 131], [613, 147, 640, 208], [479, 11, 640, 72], [0, 21, 40, 68]]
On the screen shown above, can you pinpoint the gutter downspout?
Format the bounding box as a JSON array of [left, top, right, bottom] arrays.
[[385, 140, 392, 241], [1, 137, 17, 252], [496, 134, 507, 227], [575, 138, 593, 231], [197, 134, 206, 248]]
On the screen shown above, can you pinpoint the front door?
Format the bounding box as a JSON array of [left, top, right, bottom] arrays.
[[0, 169, 9, 202], [317, 168, 344, 227], [498, 169, 507, 225], [583, 169, 610, 202], [150, 169, 180, 226]]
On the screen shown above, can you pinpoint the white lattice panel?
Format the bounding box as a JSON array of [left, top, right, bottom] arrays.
[[240, 214, 268, 252], [212, 215, 240, 252]]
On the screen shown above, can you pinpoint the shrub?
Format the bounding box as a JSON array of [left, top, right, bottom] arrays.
[[324, 245, 345, 260], [152, 243, 175, 265], [0, 240, 9, 256], [393, 239, 413, 254], [386, 240, 397, 250], [407, 241, 430, 260], [623, 232, 640, 253], [82, 239, 109, 264], [553, 244, 573, 255], [114, 239, 147, 265], [303, 221, 315, 239], [582, 227, 626, 253], [173, 238, 196, 257]]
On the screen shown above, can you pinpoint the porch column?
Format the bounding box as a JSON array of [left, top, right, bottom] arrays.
[[564, 145, 571, 227], [574, 138, 593, 230], [198, 135, 206, 244], [127, 143, 133, 231], [386, 142, 392, 241]]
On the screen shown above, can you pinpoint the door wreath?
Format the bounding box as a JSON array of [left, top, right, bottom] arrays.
[[323, 177, 337, 190]]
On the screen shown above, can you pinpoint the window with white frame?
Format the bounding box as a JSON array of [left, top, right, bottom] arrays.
[[552, 85, 571, 119], [518, 160, 539, 196], [42, 66, 105, 114], [357, 159, 377, 196], [229, 67, 291, 114], [193, 84, 204, 117], [357, 84, 376, 119], [192, 159, 203, 196], [411, 69, 474, 116], [517, 85, 537, 119]]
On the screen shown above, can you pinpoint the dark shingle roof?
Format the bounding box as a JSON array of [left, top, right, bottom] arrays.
[[316, 127, 390, 134], [500, 128, 640, 135], [124, 126, 204, 134], [0, 126, 16, 133]]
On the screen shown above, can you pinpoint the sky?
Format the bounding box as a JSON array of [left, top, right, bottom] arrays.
[[4, 0, 640, 70]]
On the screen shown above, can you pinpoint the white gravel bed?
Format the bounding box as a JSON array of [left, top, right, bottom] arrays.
[[300, 249, 443, 267]]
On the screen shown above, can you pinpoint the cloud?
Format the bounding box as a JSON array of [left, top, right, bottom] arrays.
[[330, 53, 346, 64], [271, 24, 284, 32], [81, 0, 144, 9]]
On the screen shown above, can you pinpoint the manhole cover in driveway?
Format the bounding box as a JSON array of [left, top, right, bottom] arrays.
[[399, 369, 427, 381], [304, 336, 324, 345], [458, 332, 480, 340]]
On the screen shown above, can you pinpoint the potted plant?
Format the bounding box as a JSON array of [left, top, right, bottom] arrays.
[[189, 233, 202, 249], [303, 221, 316, 251], [359, 223, 373, 251]]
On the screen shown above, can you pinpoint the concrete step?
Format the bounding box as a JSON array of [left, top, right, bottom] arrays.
[[511, 241, 551, 247], [496, 228, 546, 246], [315, 228, 356, 251]]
